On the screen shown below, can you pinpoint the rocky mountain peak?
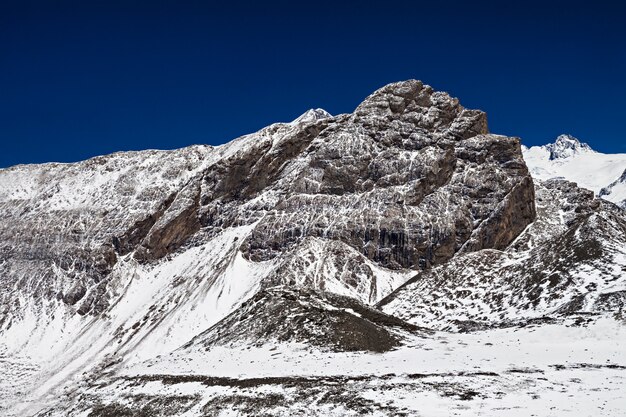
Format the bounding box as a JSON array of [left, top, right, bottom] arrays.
[[547, 134, 594, 160], [355, 79, 488, 141]]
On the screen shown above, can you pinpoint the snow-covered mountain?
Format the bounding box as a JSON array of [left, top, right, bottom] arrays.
[[379, 179, 626, 329], [1, 81, 625, 416], [523, 134, 626, 208]]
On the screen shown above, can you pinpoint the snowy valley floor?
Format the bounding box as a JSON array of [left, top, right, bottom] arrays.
[[3, 315, 625, 416]]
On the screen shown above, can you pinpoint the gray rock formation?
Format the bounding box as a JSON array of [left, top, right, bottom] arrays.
[[202, 80, 535, 273], [0, 146, 213, 323]]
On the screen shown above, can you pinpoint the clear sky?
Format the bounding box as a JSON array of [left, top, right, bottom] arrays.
[[1, 0, 625, 167]]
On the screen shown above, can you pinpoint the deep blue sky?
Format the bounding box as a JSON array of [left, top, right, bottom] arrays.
[[1, 0, 625, 167]]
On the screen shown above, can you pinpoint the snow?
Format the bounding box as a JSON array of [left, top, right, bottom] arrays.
[[290, 108, 332, 125], [0, 146, 216, 209], [131, 316, 624, 382], [0, 223, 277, 416], [276, 237, 414, 304], [85, 316, 626, 417]]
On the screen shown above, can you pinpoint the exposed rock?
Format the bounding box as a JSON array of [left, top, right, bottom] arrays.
[[135, 180, 203, 261], [0, 146, 214, 321], [62, 281, 87, 306], [183, 286, 423, 353], [225, 81, 536, 271]]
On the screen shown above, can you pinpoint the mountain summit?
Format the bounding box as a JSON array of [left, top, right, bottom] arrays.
[[546, 134, 594, 160]]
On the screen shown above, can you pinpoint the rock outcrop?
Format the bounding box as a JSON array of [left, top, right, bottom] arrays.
[[184, 286, 422, 353], [204, 80, 536, 273]]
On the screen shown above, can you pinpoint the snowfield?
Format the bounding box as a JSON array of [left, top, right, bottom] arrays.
[[16, 316, 626, 416]]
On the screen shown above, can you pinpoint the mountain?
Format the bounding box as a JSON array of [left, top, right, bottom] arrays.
[[1, 80, 625, 416], [523, 134, 626, 208]]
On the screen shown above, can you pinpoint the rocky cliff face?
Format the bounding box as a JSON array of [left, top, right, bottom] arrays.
[[1, 80, 541, 416], [379, 179, 626, 330], [194, 80, 535, 276]]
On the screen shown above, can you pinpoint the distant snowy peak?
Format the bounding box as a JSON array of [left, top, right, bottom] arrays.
[[290, 108, 332, 124], [545, 134, 595, 160], [523, 135, 626, 209]]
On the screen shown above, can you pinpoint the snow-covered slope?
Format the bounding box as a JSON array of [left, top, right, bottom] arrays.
[[35, 314, 626, 416], [523, 134, 626, 208]]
